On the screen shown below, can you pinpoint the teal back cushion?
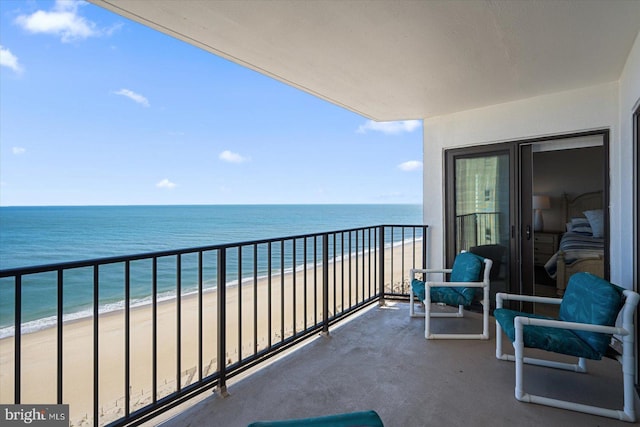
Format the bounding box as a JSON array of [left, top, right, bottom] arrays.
[[450, 252, 484, 283], [559, 272, 623, 355], [411, 252, 484, 306]]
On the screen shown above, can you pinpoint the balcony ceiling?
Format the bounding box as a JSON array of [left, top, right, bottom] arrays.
[[91, 0, 640, 121]]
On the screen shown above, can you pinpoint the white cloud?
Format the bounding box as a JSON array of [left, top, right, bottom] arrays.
[[398, 160, 423, 171], [15, 0, 102, 43], [357, 120, 422, 135], [114, 89, 150, 107], [219, 150, 249, 163], [12, 147, 26, 155], [156, 178, 177, 189], [0, 46, 23, 73]]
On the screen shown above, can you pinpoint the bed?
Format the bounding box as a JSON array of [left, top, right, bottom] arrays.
[[543, 191, 605, 295]]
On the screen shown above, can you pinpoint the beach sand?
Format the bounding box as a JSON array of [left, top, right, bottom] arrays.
[[0, 242, 422, 426]]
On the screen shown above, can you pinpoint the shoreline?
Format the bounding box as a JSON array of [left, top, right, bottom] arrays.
[[0, 241, 422, 426]]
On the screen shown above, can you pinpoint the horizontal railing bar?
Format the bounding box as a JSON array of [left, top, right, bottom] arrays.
[[0, 224, 427, 277], [382, 294, 413, 300], [107, 376, 220, 427]]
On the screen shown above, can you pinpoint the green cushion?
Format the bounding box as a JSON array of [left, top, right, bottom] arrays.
[[247, 410, 384, 427], [411, 278, 426, 301], [494, 308, 603, 360], [410, 252, 484, 306], [450, 252, 484, 282], [411, 279, 477, 306], [431, 286, 474, 306], [559, 272, 623, 355], [411, 280, 475, 306]]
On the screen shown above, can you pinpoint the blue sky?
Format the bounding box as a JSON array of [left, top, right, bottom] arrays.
[[0, 0, 423, 206]]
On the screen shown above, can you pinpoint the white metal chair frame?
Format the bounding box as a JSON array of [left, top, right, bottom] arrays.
[[495, 290, 640, 423], [409, 257, 492, 340]]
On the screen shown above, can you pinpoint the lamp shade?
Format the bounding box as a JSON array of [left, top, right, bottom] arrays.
[[532, 195, 551, 210]]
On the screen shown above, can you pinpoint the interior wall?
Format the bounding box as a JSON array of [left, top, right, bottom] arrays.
[[533, 146, 604, 232]]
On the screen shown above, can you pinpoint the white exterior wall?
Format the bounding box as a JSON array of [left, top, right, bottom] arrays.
[[618, 31, 640, 289], [422, 81, 622, 282]]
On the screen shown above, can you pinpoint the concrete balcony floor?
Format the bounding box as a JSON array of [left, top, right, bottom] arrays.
[[155, 302, 634, 427]]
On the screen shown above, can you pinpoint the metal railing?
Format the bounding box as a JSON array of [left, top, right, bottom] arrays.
[[0, 224, 427, 427], [456, 212, 500, 251]]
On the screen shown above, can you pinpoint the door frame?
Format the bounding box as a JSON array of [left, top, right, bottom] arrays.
[[635, 104, 640, 297], [444, 129, 610, 305], [633, 103, 639, 385]]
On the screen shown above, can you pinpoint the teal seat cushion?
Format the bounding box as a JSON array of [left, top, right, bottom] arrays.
[[410, 252, 484, 306], [411, 280, 474, 306], [559, 272, 623, 355], [431, 286, 474, 306], [411, 278, 426, 301], [247, 410, 384, 427], [494, 308, 603, 360]]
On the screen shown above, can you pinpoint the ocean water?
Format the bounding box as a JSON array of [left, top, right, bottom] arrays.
[[0, 204, 422, 337]]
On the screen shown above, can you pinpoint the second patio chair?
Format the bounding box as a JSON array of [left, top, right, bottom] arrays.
[[494, 272, 640, 422], [410, 251, 492, 339]]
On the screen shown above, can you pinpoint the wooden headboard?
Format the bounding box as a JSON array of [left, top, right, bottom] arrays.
[[562, 191, 603, 224]]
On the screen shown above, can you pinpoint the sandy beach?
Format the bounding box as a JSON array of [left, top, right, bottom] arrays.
[[0, 241, 422, 426]]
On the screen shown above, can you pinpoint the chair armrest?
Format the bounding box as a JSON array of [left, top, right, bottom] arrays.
[[426, 281, 488, 288], [514, 316, 629, 337], [496, 292, 561, 309], [410, 268, 453, 279]]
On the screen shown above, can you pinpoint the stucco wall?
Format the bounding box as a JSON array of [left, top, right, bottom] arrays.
[[422, 30, 639, 288]]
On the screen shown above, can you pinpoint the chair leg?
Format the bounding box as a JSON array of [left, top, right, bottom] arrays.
[[409, 290, 425, 318], [496, 320, 504, 359], [622, 332, 636, 421], [514, 321, 526, 401], [426, 302, 489, 340], [424, 293, 431, 339], [482, 286, 490, 339], [409, 290, 414, 317]]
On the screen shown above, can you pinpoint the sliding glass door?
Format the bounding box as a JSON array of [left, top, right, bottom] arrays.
[[445, 131, 610, 313], [445, 144, 515, 305]]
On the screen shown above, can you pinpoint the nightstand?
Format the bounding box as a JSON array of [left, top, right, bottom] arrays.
[[533, 231, 561, 266]]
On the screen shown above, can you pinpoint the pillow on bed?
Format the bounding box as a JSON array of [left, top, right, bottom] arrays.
[[569, 217, 593, 235], [583, 209, 604, 238]]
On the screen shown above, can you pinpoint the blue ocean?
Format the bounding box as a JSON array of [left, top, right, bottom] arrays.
[[0, 204, 422, 337]]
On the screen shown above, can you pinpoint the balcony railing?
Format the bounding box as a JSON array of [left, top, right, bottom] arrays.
[[0, 224, 427, 427], [456, 212, 501, 250]]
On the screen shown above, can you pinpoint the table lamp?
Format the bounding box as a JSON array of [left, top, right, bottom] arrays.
[[533, 195, 551, 232]]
